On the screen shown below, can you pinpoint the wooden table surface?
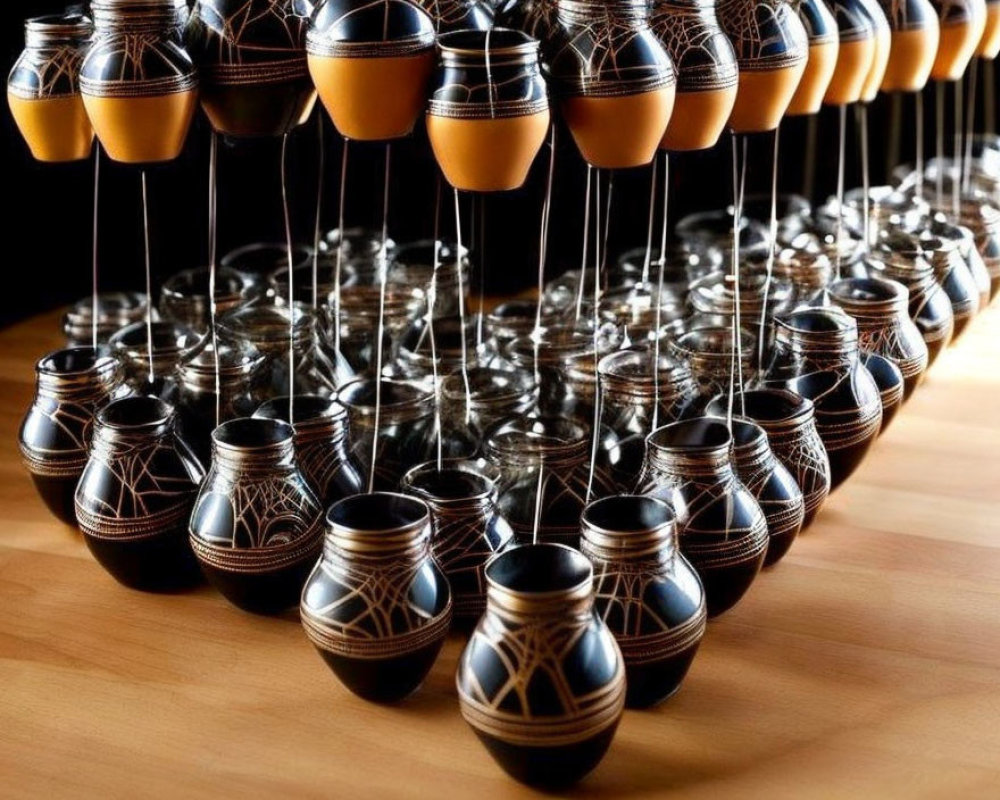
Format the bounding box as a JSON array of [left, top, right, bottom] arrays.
[[2, 306, 999, 799]]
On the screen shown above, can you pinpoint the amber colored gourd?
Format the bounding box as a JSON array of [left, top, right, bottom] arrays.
[[718, 0, 809, 131], [826, 40, 877, 104], [878, 0, 940, 92], [7, 14, 94, 162], [930, 0, 987, 80], [307, 0, 436, 141], [651, 0, 739, 150], [859, 0, 891, 100], [976, 0, 1000, 57], [551, 0, 676, 168], [79, 1, 198, 164], [426, 28, 551, 192], [786, 0, 838, 115]]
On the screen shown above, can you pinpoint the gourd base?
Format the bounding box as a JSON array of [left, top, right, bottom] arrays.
[[82, 528, 203, 592], [624, 645, 700, 709], [81, 89, 198, 164], [309, 52, 434, 141], [860, 29, 891, 101], [201, 81, 316, 138], [661, 87, 738, 151], [7, 94, 93, 162], [472, 724, 619, 788], [763, 527, 799, 567], [881, 28, 940, 92], [728, 63, 807, 133], [932, 20, 988, 81], [823, 39, 875, 106], [979, 5, 1000, 58], [827, 437, 877, 490], [315, 641, 446, 703], [698, 555, 765, 617], [198, 558, 314, 614], [29, 473, 79, 526], [562, 87, 675, 169], [427, 111, 550, 192], [787, 42, 838, 115]]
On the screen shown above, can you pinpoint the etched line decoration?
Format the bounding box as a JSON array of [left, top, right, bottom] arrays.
[[716, 0, 810, 69], [458, 604, 626, 747], [875, 0, 938, 31], [650, 0, 740, 92], [305, 0, 436, 58], [75, 406, 203, 542], [789, 0, 839, 41], [7, 15, 91, 100], [301, 554, 454, 659], [823, 0, 878, 42], [548, 0, 677, 97], [80, 2, 199, 98], [189, 0, 313, 85], [427, 28, 549, 119]]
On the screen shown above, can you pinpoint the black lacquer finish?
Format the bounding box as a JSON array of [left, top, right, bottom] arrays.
[[495, 0, 561, 48], [727, 419, 804, 566], [763, 307, 882, 491], [828, 276, 929, 400], [597, 348, 699, 493], [549, 0, 675, 97], [428, 28, 546, 118], [75, 396, 205, 591], [580, 495, 706, 708], [415, 0, 494, 32], [306, 0, 435, 57], [402, 460, 513, 623], [186, 0, 316, 137], [484, 416, 616, 546], [337, 378, 436, 490], [80, 2, 198, 98], [300, 493, 452, 702], [253, 394, 364, 506], [456, 543, 625, 787], [20, 347, 124, 525], [921, 223, 982, 342], [862, 352, 904, 434], [8, 14, 92, 101], [717, 0, 809, 69], [651, 0, 738, 93], [189, 417, 324, 613], [957, 197, 1000, 302], [868, 234, 955, 367], [637, 418, 768, 616], [706, 389, 831, 528]]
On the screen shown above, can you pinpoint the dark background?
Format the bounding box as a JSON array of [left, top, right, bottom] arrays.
[[2, 0, 965, 330]]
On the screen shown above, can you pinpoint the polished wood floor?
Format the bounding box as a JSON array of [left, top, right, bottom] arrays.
[[2, 306, 999, 798]]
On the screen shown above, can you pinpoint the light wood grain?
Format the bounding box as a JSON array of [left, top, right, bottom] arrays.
[[2, 306, 1000, 799]]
